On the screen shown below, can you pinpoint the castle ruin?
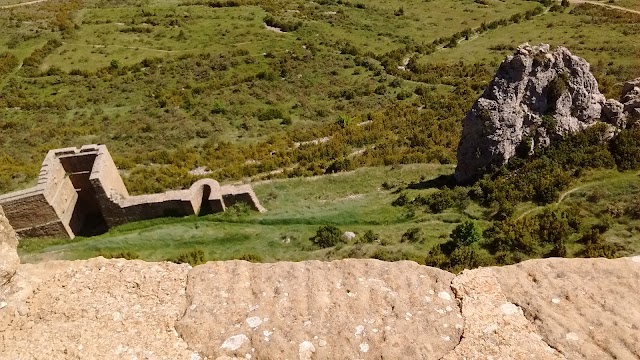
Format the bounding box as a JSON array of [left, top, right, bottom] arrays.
[[0, 144, 265, 239]]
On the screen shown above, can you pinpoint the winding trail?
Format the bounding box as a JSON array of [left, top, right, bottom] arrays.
[[0, 0, 49, 8], [62, 42, 177, 53], [569, 0, 640, 15], [517, 185, 586, 220]]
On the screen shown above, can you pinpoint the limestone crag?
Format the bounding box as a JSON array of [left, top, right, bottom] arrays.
[[622, 77, 640, 119], [454, 44, 638, 184]]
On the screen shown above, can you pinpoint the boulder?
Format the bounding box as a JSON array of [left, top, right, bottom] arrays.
[[455, 44, 608, 184], [622, 77, 640, 115], [601, 99, 626, 128], [342, 231, 356, 242]]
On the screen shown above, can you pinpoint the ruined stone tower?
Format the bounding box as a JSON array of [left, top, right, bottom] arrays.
[[0, 145, 265, 239]]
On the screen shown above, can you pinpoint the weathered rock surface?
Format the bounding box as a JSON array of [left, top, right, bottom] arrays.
[[454, 44, 638, 184], [1, 207, 640, 359], [492, 257, 640, 359], [0, 207, 19, 286], [177, 260, 460, 359], [1, 255, 639, 359], [0, 258, 193, 360]]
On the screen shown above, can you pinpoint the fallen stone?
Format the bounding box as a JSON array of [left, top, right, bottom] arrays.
[[342, 231, 356, 242], [441, 267, 564, 359]]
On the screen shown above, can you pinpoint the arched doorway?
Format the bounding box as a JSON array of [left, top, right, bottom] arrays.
[[199, 184, 214, 216]]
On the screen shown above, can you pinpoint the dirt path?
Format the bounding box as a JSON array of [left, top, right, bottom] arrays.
[[569, 0, 640, 15], [517, 185, 586, 220], [62, 42, 177, 53], [0, 0, 49, 8]]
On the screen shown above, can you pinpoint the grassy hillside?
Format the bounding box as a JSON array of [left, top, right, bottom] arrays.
[[19, 163, 640, 271], [4, 0, 640, 269], [0, 0, 638, 194]]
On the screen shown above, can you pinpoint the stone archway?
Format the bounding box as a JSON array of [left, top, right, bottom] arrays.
[[199, 184, 215, 216]]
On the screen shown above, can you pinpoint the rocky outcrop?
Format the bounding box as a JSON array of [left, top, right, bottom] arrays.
[[622, 77, 640, 121], [454, 44, 638, 184], [0, 207, 19, 286]]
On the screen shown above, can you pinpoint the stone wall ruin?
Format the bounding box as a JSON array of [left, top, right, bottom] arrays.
[[0, 144, 265, 239]]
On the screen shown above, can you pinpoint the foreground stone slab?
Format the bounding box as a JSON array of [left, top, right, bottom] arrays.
[[1, 253, 639, 359], [492, 257, 640, 360], [176, 260, 461, 360], [442, 267, 564, 360], [0, 258, 193, 360], [0, 207, 19, 286]]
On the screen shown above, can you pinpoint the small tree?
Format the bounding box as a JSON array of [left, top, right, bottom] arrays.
[[362, 230, 380, 243], [109, 59, 121, 70], [401, 227, 424, 243], [311, 225, 342, 248], [451, 220, 482, 247]]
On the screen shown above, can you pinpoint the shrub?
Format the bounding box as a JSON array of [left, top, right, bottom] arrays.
[[97, 251, 139, 260], [361, 230, 380, 243], [451, 220, 482, 247], [326, 157, 352, 174], [392, 193, 410, 207], [420, 188, 469, 213], [336, 114, 354, 128], [110, 59, 121, 70], [610, 128, 640, 171], [401, 227, 424, 243], [258, 108, 288, 121], [581, 231, 616, 258], [424, 245, 447, 268], [311, 225, 342, 248], [172, 249, 206, 266], [238, 253, 263, 262], [547, 72, 569, 112], [263, 15, 302, 32], [536, 208, 570, 245]]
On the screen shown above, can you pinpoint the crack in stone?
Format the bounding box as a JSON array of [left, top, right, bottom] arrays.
[[437, 275, 466, 360], [173, 265, 205, 360], [510, 299, 566, 358]]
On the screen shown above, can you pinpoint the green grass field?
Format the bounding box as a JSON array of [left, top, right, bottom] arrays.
[[18, 164, 640, 267], [4, 0, 640, 269], [1, 0, 638, 195]]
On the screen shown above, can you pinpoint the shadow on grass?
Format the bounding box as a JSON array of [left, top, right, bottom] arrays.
[[406, 174, 457, 190]]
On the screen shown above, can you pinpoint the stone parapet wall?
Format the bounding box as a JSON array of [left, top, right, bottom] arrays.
[[0, 193, 62, 232]]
